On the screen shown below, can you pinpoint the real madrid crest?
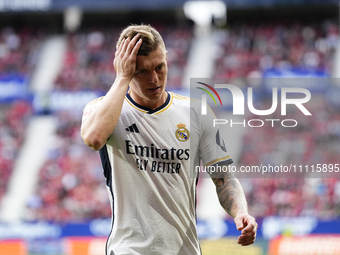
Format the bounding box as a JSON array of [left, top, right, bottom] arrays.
[[175, 123, 189, 142]]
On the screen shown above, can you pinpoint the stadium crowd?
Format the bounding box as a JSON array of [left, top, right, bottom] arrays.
[[0, 26, 43, 203], [0, 27, 45, 76], [0, 101, 31, 203], [213, 20, 337, 79], [25, 110, 111, 222]]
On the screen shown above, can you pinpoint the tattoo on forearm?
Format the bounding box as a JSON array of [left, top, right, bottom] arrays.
[[213, 172, 247, 217]]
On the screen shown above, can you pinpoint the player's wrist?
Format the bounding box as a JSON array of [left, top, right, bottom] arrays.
[[114, 75, 133, 87], [234, 211, 249, 219]]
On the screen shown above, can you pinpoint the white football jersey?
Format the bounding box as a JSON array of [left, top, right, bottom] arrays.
[[82, 91, 233, 255]]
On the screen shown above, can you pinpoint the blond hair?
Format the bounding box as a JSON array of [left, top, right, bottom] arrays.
[[117, 24, 165, 56]]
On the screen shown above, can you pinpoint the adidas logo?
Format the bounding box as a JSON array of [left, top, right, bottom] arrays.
[[125, 123, 140, 133]]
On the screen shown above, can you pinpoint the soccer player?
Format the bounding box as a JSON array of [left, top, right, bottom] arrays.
[[81, 24, 257, 255]]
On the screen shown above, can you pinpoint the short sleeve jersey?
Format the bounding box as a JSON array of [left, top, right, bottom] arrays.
[[82, 91, 233, 255]]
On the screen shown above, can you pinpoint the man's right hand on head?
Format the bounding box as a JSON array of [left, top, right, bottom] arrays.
[[81, 34, 142, 151], [113, 34, 142, 81]]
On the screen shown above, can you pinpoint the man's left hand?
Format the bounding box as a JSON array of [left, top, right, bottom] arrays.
[[234, 213, 258, 246]]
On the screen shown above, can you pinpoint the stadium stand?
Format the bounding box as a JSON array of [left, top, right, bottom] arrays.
[[213, 20, 338, 79], [0, 27, 45, 76], [0, 101, 31, 202], [25, 111, 111, 221], [0, 26, 44, 204]]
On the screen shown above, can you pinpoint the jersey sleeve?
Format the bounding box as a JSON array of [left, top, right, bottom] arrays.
[[199, 106, 233, 167], [81, 96, 104, 124]]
